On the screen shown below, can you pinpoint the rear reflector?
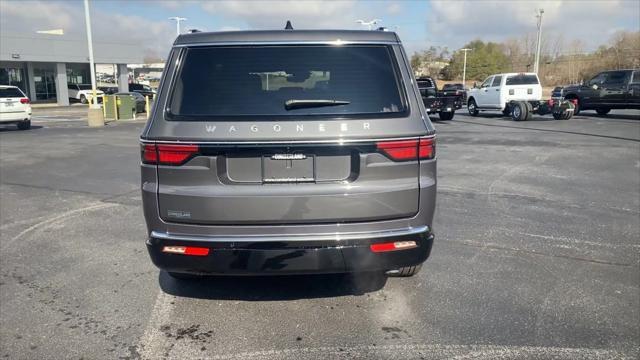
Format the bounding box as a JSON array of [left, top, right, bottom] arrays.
[[376, 137, 435, 161], [20, 98, 30, 104], [141, 143, 199, 165], [162, 246, 210, 256], [370, 241, 418, 253]]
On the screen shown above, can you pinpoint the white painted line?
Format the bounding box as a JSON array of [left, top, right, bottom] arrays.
[[138, 289, 176, 359]]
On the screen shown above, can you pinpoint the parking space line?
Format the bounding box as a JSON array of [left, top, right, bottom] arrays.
[[138, 289, 176, 359]]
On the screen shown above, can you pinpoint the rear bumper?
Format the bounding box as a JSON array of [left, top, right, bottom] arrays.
[[0, 111, 31, 123], [146, 227, 433, 275]]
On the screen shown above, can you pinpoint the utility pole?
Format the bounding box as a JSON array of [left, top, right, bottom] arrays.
[[533, 8, 544, 74], [169, 17, 187, 36], [83, 0, 97, 108], [460, 48, 471, 89]]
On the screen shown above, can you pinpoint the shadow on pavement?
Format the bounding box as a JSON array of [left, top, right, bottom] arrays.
[[0, 125, 44, 132], [580, 112, 640, 121], [158, 270, 388, 301]]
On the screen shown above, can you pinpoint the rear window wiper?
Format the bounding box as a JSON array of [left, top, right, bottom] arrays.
[[284, 99, 350, 111]]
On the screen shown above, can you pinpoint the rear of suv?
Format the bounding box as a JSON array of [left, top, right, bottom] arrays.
[[0, 86, 32, 130], [140, 30, 437, 279]]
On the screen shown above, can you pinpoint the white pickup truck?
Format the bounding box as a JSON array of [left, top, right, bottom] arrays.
[[68, 84, 104, 104]]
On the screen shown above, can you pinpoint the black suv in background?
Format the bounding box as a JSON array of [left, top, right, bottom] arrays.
[[553, 69, 640, 115], [140, 30, 437, 279], [129, 83, 156, 98]]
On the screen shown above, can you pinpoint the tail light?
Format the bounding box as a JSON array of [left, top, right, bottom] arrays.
[[20, 98, 30, 104], [508, 89, 515, 95], [376, 137, 435, 161], [141, 143, 199, 165]]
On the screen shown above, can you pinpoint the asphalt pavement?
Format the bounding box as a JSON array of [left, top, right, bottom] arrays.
[[1, 109, 638, 359]]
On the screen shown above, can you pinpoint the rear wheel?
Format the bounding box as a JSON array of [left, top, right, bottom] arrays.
[[391, 264, 422, 277], [511, 101, 528, 121], [80, 94, 87, 104], [438, 111, 454, 121], [467, 99, 479, 116], [596, 108, 611, 116], [524, 102, 534, 121], [566, 97, 580, 115], [17, 120, 31, 130]]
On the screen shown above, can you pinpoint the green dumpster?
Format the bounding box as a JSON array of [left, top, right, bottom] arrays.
[[103, 95, 117, 119], [117, 95, 136, 120]]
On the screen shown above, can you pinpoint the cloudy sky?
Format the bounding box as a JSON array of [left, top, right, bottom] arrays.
[[1, 0, 638, 60]]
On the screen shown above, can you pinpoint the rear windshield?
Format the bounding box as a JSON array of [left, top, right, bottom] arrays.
[[0, 88, 24, 97], [505, 75, 539, 85], [442, 84, 462, 90], [417, 79, 434, 88], [77, 85, 93, 90], [167, 45, 407, 120]]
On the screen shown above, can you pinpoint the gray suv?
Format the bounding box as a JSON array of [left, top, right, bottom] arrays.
[[140, 30, 436, 278]]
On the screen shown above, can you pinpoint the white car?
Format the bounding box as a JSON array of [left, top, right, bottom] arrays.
[[0, 85, 32, 130], [467, 73, 542, 116], [67, 84, 104, 104]]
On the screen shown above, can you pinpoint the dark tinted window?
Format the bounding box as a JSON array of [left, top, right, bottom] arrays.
[[0, 87, 24, 97], [632, 71, 639, 84], [169, 45, 406, 119], [491, 76, 502, 87], [78, 84, 93, 90], [603, 71, 627, 85], [417, 79, 434, 88], [442, 83, 462, 90], [505, 74, 539, 85]]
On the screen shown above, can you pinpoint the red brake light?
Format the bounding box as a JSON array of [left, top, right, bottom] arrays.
[[20, 98, 30, 104], [141, 143, 199, 165], [376, 137, 435, 161], [162, 246, 209, 256], [370, 241, 418, 253]]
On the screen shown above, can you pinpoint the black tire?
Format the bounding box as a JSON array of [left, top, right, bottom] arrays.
[[17, 120, 31, 130], [168, 272, 202, 280], [524, 102, 534, 121], [511, 101, 528, 121], [595, 108, 611, 116], [467, 98, 479, 116], [502, 107, 511, 117], [438, 111, 455, 121], [391, 264, 422, 277], [566, 97, 580, 115]]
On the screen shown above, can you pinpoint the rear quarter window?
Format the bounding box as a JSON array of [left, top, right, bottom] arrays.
[[505, 75, 539, 85], [167, 45, 408, 120], [0, 88, 25, 97]]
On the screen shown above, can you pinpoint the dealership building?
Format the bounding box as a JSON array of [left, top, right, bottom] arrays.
[[0, 31, 143, 105]]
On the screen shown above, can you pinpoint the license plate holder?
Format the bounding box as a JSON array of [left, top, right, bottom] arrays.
[[262, 154, 315, 183]]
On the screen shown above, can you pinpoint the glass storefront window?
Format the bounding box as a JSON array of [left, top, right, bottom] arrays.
[[0, 67, 27, 94], [67, 63, 90, 85]]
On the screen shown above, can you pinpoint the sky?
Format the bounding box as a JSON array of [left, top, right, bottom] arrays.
[[1, 0, 639, 61]]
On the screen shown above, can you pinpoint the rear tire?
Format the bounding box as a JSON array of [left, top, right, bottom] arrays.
[[438, 111, 455, 121], [467, 99, 479, 116], [511, 101, 528, 121], [566, 97, 580, 115], [524, 102, 533, 121], [80, 95, 87, 104], [392, 264, 422, 277], [17, 120, 31, 130], [596, 108, 611, 116]]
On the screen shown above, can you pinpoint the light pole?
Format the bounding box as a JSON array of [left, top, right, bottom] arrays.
[[533, 8, 544, 74], [460, 48, 471, 89], [169, 17, 187, 36], [83, 0, 98, 108], [356, 19, 381, 30]]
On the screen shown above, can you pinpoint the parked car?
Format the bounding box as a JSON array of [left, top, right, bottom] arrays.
[[129, 83, 156, 98], [552, 69, 640, 115], [98, 86, 119, 95], [0, 85, 31, 130], [441, 83, 467, 104], [115, 92, 146, 113], [417, 76, 462, 120], [467, 73, 574, 121], [67, 84, 104, 104], [141, 29, 437, 279]]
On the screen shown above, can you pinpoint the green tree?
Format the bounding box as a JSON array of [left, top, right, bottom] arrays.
[[444, 40, 510, 81]]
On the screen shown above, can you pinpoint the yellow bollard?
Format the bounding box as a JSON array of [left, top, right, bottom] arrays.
[[145, 95, 150, 119]]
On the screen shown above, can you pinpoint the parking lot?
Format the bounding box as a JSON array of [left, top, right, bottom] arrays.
[[1, 109, 638, 359]]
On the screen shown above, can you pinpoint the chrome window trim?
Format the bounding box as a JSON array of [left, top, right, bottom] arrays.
[[172, 40, 401, 47], [139, 134, 435, 145], [150, 225, 428, 243]]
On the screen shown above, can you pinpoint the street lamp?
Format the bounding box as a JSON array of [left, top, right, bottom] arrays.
[[356, 19, 381, 30], [169, 17, 187, 36], [460, 48, 471, 89], [533, 8, 544, 74]]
